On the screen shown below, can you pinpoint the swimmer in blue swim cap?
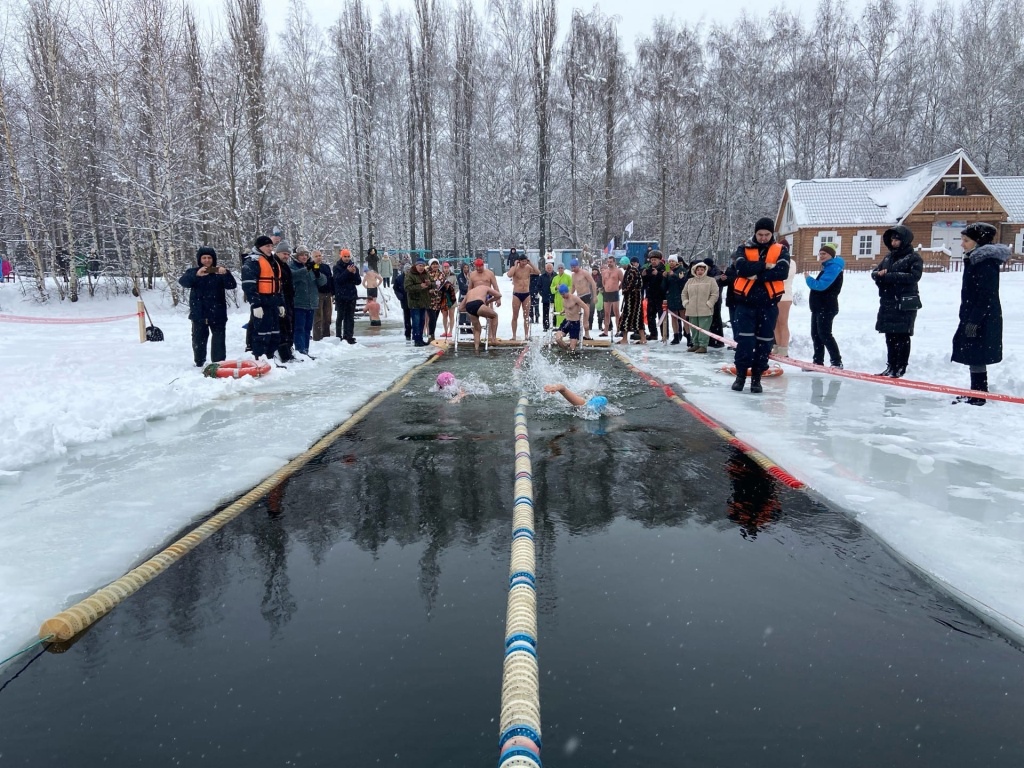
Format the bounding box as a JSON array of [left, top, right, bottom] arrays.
[[543, 383, 609, 413]]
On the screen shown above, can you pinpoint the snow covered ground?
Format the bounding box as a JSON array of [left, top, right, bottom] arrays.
[[1, 268, 1022, 666]]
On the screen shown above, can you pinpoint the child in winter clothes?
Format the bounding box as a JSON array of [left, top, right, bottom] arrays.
[[681, 262, 720, 353]]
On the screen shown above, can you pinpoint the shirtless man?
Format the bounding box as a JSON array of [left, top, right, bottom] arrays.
[[468, 257, 501, 304], [362, 267, 382, 299], [458, 282, 502, 351], [506, 253, 540, 340], [553, 284, 587, 352], [601, 256, 623, 337], [569, 259, 597, 340]]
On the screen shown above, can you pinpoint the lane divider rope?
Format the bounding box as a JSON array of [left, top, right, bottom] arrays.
[[610, 348, 804, 489], [498, 395, 542, 768], [663, 308, 1023, 404], [37, 349, 445, 643]]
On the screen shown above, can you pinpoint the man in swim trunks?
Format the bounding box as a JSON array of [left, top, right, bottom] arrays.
[[543, 383, 609, 414], [601, 256, 623, 337], [553, 283, 586, 352], [458, 282, 502, 351], [506, 253, 540, 341], [569, 258, 597, 340]]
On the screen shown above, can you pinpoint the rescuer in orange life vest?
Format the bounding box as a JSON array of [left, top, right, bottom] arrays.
[[729, 217, 790, 394], [241, 235, 286, 361]]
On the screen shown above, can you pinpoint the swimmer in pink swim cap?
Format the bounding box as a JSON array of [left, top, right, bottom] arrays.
[[435, 371, 467, 403]]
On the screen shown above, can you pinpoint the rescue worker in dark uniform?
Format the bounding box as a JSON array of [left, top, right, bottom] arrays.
[[240, 235, 285, 360], [729, 217, 790, 393]]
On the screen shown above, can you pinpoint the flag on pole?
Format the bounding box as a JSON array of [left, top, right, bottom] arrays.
[[624, 220, 634, 238], [603, 238, 615, 254]]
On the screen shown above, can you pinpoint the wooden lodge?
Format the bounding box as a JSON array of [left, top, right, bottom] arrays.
[[776, 149, 1024, 272]]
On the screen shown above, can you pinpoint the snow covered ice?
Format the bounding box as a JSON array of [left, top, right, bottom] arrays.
[[1, 268, 1023, 666]]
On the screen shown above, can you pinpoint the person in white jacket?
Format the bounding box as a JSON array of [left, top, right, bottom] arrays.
[[681, 262, 720, 353]]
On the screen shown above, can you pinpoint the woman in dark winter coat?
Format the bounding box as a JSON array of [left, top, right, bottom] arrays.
[[951, 223, 1010, 405], [871, 224, 922, 378], [663, 256, 688, 345], [178, 246, 236, 367]]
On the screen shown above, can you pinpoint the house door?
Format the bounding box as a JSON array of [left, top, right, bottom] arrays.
[[931, 221, 966, 259]]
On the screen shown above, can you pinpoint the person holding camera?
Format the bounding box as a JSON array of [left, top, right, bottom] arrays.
[[179, 246, 236, 367], [333, 248, 362, 344]]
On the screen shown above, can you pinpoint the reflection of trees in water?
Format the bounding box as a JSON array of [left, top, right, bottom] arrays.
[[253, 482, 297, 633]]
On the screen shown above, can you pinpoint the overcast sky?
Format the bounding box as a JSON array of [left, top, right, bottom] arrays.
[[256, 0, 852, 51]]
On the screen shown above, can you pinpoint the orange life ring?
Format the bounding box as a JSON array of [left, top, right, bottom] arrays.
[[720, 364, 784, 378], [202, 359, 272, 379]]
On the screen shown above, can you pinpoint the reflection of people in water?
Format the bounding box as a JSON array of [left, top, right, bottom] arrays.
[[435, 371, 468, 403], [543, 383, 608, 414], [725, 453, 781, 540]]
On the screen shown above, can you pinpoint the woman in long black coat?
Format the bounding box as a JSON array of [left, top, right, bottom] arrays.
[[871, 224, 923, 377], [951, 222, 1010, 405]]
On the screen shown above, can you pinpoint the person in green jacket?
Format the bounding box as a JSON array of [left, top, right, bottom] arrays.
[[404, 259, 433, 347], [550, 263, 573, 326], [289, 245, 326, 356]]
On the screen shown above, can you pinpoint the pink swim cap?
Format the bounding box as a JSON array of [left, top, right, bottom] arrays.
[[436, 371, 456, 389]]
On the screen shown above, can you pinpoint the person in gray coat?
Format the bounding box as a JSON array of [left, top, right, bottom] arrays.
[[289, 245, 326, 356], [951, 223, 1010, 405]]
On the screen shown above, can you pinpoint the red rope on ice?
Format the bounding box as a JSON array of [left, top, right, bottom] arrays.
[[663, 308, 1024, 405], [0, 311, 143, 325]]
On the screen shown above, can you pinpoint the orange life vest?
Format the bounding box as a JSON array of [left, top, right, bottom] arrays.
[[257, 255, 281, 294], [733, 243, 785, 300]]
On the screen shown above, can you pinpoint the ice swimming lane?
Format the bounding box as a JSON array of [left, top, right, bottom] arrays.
[[498, 395, 542, 767], [2, 344, 1024, 767]]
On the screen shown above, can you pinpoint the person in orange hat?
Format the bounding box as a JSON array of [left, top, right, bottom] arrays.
[[332, 248, 361, 344]]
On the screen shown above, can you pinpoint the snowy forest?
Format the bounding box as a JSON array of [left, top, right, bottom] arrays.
[[1, 0, 1023, 304]]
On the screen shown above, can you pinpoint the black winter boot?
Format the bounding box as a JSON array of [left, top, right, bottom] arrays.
[[969, 371, 989, 405], [670, 333, 682, 345], [731, 369, 747, 392], [749, 372, 763, 394]]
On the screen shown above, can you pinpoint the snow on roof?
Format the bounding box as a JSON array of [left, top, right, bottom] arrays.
[[868, 166, 936, 216], [786, 177, 898, 227], [984, 177, 1024, 222]]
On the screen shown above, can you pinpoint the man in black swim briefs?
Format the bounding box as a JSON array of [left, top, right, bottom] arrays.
[[458, 283, 501, 351], [506, 253, 540, 341]]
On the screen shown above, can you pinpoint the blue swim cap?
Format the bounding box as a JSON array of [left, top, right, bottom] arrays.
[[558, 283, 569, 294], [586, 396, 608, 412], [570, 258, 579, 267]]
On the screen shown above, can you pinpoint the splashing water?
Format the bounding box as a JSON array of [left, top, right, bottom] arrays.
[[431, 372, 493, 400]]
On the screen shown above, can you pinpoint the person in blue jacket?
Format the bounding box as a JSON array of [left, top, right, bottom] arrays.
[[178, 246, 237, 367], [804, 243, 845, 368]]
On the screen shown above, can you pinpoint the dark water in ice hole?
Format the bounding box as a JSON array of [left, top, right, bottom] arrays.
[[1, 347, 1022, 768]]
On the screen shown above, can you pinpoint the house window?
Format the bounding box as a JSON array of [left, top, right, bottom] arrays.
[[855, 230, 879, 259]]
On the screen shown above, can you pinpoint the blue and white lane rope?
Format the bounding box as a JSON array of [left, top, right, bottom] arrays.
[[498, 397, 542, 768]]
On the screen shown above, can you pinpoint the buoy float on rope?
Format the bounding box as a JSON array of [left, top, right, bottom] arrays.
[[202, 359, 272, 379]]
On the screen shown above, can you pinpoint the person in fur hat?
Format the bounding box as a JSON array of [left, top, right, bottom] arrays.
[[951, 222, 1010, 405]]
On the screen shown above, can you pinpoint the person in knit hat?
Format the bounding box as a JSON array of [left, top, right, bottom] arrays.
[[728, 217, 790, 393], [241, 235, 286, 361], [804, 243, 845, 368], [178, 246, 237, 367]]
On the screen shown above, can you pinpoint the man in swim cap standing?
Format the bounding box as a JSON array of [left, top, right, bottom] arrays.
[[553, 283, 586, 352]]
